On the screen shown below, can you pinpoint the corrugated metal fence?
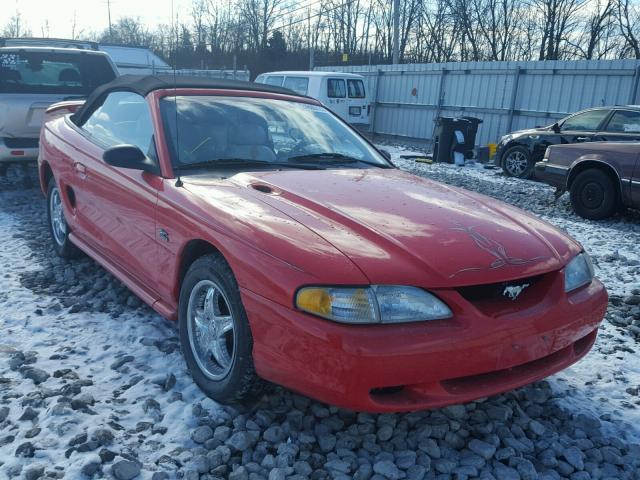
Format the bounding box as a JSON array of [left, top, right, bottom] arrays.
[[316, 60, 640, 146]]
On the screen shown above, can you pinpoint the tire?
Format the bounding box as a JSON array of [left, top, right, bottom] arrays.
[[178, 253, 264, 404], [46, 178, 80, 259], [569, 168, 618, 220], [502, 146, 533, 179]]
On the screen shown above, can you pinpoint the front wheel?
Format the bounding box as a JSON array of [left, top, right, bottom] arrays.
[[178, 254, 264, 404], [569, 169, 617, 220], [502, 146, 533, 179], [46, 179, 80, 259]]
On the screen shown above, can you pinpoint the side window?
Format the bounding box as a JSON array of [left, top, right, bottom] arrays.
[[605, 110, 640, 133], [264, 75, 284, 87], [283, 76, 309, 95], [82, 91, 155, 156], [347, 79, 365, 98], [327, 78, 346, 98], [561, 110, 609, 132], [255, 74, 266, 83]]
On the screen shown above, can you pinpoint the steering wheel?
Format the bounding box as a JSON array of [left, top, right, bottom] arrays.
[[289, 141, 324, 156], [179, 137, 212, 164]]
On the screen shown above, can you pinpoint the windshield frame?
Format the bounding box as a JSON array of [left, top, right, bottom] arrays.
[[150, 88, 394, 178]]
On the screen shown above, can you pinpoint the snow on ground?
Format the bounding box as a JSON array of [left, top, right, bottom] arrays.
[[1, 161, 640, 480], [0, 183, 221, 478]]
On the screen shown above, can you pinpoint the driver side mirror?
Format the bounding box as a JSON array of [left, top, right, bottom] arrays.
[[103, 144, 159, 175], [551, 122, 560, 133]]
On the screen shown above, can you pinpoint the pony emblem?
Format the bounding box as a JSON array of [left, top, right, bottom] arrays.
[[503, 283, 530, 300]]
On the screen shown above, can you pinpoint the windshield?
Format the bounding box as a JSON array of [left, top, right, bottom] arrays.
[[0, 51, 116, 95], [160, 95, 389, 171]]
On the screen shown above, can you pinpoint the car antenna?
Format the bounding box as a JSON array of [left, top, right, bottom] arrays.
[[172, 0, 183, 188]]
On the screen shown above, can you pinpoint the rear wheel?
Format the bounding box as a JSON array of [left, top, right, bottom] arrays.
[[502, 146, 533, 179], [178, 254, 264, 404], [569, 168, 617, 220], [47, 179, 80, 259]]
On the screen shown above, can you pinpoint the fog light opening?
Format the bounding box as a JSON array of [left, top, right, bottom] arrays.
[[370, 385, 405, 397]]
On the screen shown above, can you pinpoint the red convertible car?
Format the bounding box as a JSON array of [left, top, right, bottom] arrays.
[[38, 75, 608, 412]]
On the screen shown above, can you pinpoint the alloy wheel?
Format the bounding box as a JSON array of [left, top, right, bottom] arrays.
[[187, 280, 236, 380], [49, 187, 67, 246], [505, 150, 529, 177]]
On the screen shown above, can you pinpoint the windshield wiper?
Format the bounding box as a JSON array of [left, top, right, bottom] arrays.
[[174, 158, 326, 171], [287, 152, 381, 166]]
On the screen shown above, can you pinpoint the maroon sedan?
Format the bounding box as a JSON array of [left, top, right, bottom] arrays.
[[535, 142, 640, 220]]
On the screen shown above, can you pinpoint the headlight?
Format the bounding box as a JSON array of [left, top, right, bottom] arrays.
[[295, 285, 452, 324], [500, 134, 513, 144], [564, 253, 594, 292]]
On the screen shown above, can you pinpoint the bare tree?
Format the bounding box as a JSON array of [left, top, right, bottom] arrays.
[[533, 0, 586, 60], [417, 0, 458, 62], [98, 17, 154, 46], [568, 0, 617, 59], [240, 0, 287, 51], [616, 0, 640, 58], [8, 0, 640, 73], [2, 12, 32, 38]]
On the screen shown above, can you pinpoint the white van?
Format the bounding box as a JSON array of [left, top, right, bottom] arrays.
[[255, 71, 370, 127]]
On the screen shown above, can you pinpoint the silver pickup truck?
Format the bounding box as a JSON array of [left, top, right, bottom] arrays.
[[0, 45, 118, 174]]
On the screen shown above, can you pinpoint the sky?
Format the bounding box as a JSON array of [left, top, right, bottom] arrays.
[[4, 0, 194, 38]]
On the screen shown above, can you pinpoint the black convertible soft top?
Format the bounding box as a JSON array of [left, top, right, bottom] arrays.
[[72, 74, 302, 125]]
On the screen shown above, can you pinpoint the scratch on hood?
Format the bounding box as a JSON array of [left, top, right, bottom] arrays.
[[449, 223, 548, 278]]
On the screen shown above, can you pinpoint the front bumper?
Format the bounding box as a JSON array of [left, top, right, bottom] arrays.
[[535, 161, 569, 189], [242, 272, 607, 412], [0, 137, 39, 163]]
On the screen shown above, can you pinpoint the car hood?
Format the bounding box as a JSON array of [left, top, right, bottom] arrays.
[[203, 168, 581, 287], [509, 126, 553, 138]]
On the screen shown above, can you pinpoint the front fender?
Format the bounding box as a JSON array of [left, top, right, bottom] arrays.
[[155, 180, 369, 314]]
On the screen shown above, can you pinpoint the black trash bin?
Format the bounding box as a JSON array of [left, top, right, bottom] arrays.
[[433, 117, 471, 163], [460, 116, 483, 157]]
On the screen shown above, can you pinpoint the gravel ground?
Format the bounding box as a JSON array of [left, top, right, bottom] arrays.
[[1, 160, 639, 480]]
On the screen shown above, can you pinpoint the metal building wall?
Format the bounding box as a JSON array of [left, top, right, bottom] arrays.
[[316, 60, 640, 146]]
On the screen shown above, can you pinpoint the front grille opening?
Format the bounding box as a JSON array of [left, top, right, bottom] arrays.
[[440, 330, 596, 396], [458, 275, 541, 303], [573, 330, 596, 356]]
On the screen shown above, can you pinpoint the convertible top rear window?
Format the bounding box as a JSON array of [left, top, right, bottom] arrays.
[[0, 51, 116, 95]]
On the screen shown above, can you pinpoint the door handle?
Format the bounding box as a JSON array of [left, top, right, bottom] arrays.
[[575, 136, 589, 142], [74, 162, 87, 178]]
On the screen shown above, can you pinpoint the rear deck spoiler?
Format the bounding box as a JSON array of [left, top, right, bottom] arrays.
[[45, 100, 86, 121]]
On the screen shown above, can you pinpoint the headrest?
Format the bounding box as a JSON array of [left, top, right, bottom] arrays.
[[59, 68, 81, 82], [229, 123, 268, 145], [1, 68, 21, 82]]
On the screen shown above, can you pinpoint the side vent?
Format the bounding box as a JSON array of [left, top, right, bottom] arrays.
[[65, 186, 76, 208]]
